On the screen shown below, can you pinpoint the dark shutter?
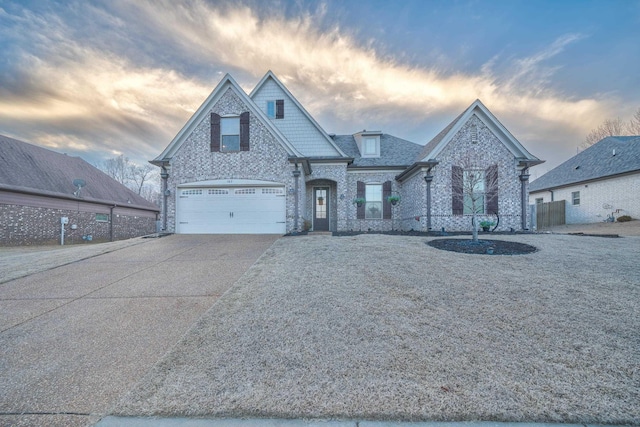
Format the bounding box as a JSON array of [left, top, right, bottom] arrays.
[[486, 164, 499, 214], [382, 181, 392, 219], [275, 99, 284, 119], [210, 113, 221, 152], [357, 181, 365, 219], [452, 165, 463, 215], [240, 112, 250, 151]]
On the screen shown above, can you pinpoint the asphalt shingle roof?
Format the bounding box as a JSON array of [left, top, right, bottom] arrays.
[[415, 110, 466, 162], [0, 134, 158, 210], [332, 134, 424, 167], [529, 136, 640, 192]]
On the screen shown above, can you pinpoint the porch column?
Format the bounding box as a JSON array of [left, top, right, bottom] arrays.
[[520, 170, 530, 230], [424, 174, 433, 230], [293, 168, 301, 232], [160, 167, 169, 231]]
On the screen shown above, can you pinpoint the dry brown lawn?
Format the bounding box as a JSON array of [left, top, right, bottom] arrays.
[[114, 233, 640, 424]]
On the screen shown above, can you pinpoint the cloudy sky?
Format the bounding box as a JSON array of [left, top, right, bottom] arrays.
[[1, 0, 639, 177]]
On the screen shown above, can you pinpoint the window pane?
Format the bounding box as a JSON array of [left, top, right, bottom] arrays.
[[315, 189, 327, 219], [222, 135, 240, 151], [364, 138, 376, 155], [266, 101, 275, 118], [221, 117, 240, 151], [463, 194, 484, 214], [221, 117, 239, 135], [365, 184, 382, 219]]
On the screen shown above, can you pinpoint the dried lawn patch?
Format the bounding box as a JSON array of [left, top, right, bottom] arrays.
[[114, 234, 640, 424]]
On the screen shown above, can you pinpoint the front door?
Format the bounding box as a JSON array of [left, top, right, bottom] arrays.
[[313, 187, 329, 231]]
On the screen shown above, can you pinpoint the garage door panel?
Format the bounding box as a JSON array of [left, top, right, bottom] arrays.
[[177, 187, 285, 234]]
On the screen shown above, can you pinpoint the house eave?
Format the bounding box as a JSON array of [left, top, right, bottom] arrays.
[[0, 184, 160, 213], [396, 161, 439, 182], [529, 169, 640, 193]]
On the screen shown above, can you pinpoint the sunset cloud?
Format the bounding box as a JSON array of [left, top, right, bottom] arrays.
[[0, 0, 636, 172]]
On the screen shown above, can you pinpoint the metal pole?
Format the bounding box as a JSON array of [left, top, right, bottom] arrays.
[[520, 171, 530, 230], [160, 167, 169, 231], [293, 168, 301, 232], [424, 174, 433, 230]]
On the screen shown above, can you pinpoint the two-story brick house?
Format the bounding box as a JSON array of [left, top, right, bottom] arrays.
[[152, 71, 542, 234]]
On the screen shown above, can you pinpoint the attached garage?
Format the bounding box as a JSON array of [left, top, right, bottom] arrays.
[[176, 182, 286, 234]]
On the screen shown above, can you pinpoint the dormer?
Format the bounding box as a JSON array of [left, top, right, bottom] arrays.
[[354, 130, 382, 158]]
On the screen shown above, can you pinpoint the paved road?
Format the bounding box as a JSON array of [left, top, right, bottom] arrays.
[[0, 235, 279, 427]]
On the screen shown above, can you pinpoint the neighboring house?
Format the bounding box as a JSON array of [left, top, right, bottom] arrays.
[[529, 136, 640, 223], [0, 135, 159, 245], [152, 71, 542, 234]]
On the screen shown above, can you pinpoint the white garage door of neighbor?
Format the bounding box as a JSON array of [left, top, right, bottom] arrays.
[[177, 187, 286, 234]]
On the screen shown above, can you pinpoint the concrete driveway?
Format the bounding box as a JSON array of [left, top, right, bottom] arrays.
[[0, 234, 279, 427]]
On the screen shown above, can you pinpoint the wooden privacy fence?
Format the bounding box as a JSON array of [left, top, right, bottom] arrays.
[[536, 200, 566, 229]]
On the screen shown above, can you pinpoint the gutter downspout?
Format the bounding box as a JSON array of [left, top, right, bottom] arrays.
[[110, 205, 116, 242], [520, 169, 530, 230], [424, 171, 434, 230], [160, 166, 169, 231], [293, 165, 301, 233], [549, 189, 554, 202]]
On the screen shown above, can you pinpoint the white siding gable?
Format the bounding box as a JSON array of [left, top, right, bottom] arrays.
[[251, 78, 342, 157]]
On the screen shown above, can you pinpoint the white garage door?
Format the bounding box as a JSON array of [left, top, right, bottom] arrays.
[[177, 187, 286, 234]]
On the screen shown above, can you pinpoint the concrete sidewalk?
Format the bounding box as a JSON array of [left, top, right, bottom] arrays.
[[0, 235, 279, 427], [96, 416, 616, 427]]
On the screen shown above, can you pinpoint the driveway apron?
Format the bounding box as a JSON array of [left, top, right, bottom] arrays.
[[0, 234, 279, 427]]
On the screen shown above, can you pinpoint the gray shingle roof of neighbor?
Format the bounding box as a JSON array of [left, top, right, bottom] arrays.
[[332, 134, 424, 167], [529, 136, 640, 192], [0, 134, 159, 211]]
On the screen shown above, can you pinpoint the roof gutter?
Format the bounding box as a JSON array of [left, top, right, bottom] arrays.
[[0, 184, 159, 213], [288, 157, 312, 175], [396, 160, 439, 182]]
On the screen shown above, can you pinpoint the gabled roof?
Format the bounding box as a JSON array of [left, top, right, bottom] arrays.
[[0, 134, 158, 211], [332, 134, 424, 168], [529, 136, 640, 192], [152, 74, 302, 164], [417, 99, 542, 164], [249, 71, 347, 157]]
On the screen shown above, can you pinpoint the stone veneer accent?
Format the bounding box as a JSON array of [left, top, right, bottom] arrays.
[[345, 170, 403, 232], [426, 115, 525, 231], [163, 91, 532, 234], [164, 88, 299, 233]]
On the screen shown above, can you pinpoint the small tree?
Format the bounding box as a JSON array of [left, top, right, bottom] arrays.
[[452, 156, 499, 242]]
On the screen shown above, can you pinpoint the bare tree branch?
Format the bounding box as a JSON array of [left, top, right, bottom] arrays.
[[627, 107, 640, 135], [452, 155, 499, 242], [99, 155, 160, 204], [582, 118, 626, 149]]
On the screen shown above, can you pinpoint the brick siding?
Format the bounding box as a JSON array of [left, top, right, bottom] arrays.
[[0, 203, 157, 246]]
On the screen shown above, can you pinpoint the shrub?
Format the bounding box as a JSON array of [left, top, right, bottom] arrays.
[[617, 215, 633, 222]]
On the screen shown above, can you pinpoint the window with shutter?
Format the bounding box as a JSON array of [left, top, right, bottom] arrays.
[[485, 164, 498, 214], [382, 181, 392, 219], [275, 99, 284, 119], [240, 112, 250, 151], [220, 117, 240, 152], [210, 113, 221, 152], [452, 165, 463, 215], [365, 184, 382, 219], [356, 181, 365, 219]]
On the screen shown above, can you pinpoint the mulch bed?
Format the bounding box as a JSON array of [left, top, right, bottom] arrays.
[[428, 238, 537, 255]]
